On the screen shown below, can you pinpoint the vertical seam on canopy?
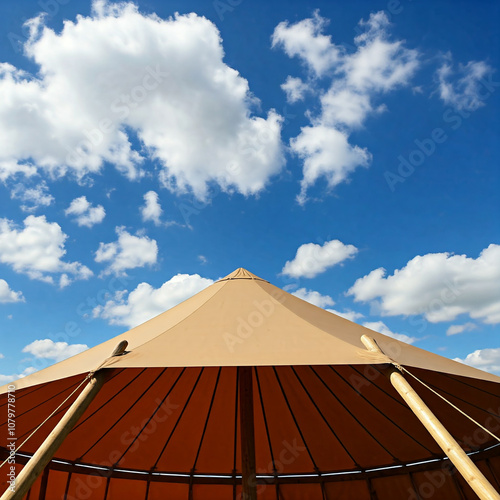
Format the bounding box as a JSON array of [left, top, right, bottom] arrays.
[[408, 471, 423, 500], [103, 475, 111, 500], [71, 368, 146, 431], [38, 466, 49, 500], [116, 367, 187, 466], [232, 367, 239, 500], [152, 367, 205, 470], [255, 367, 278, 473], [272, 366, 319, 473], [292, 366, 361, 468], [451, 467, 467, 499], [191, 367, 222, 472], [337, 366, 438, 455], [77, 368, 168, 460], [63, 471, 72, 500], [314, 366, 400, 462]]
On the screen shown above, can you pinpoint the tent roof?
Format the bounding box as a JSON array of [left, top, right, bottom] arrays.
[[2, 267, 499, 393]]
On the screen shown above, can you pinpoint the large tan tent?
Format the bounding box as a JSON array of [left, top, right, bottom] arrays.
[[1, 268, 500, 499]]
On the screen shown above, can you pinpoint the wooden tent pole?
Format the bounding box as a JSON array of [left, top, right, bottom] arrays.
[[239, 366, 257, 500], [361, 335, 500, 500], [1, 371, 106, 500]]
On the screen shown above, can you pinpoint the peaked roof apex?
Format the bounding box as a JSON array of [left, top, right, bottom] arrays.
[[217, 267, 268, 282]]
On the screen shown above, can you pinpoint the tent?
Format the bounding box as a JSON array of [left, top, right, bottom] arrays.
[[1, 268, 500, 499]]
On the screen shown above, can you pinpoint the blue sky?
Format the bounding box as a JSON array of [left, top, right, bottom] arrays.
[[0, 0, 498, 382]]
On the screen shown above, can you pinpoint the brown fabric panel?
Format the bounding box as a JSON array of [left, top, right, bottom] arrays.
[[278, 483, 324, 499], [106, 478, 147, 499], [64, 472, 107, 500], [147, 482, 189, 499], [192, 366, 237, 473], [406, 368, 500, 451], [190, 484, 233, 499], [411, 469, 467, 500], [45, 470, 69, 499], [323, 480, 371, 500], [155, 368, 219, 472], [320, 365, 441, 463], [371, 474, 416, 499], [255, 366, 315, 473]]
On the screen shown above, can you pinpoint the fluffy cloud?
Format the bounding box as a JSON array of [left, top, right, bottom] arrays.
[[95, 226, 158, 275], [446, 322, 477, 336], [65, 196, 106, 227], [362, 320, 418, 344], [0, 215, 92, 286], [274, 11, 419, 203], [292, 287, 335, 308], [272, 10, 340, 77], [22, 339, 88, 362], [141, 191, 162, 225], [282, 239, 358, 279], [437, 55, 493, 111], [281, 76, 311, 103], [348, 244, 500, 324], [10, 180, 54, 212], [0, 2, 284, 198], [93, 273, 213, 328], [0, 279, 24, 303], [454, 348, 500, 374], [327, 309, 363, 322]]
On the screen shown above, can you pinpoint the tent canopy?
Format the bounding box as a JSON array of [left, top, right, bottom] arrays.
[[1, 268, 499, 499]]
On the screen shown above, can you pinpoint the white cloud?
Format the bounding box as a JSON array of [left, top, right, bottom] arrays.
[[198, 255, 208, 264], [0, 279, 24, 303], [363, 320, 417, 344], [292, 125, 372, 204], [327, 308, 364, 322], [446, 322, 477, 336], [22, 339, 88, 362], [348, 244, 500, 324], [10, 180, 54, 212], [0, 366, 37, 385], [272, 10, 340, 77], [281, 76, 311, 103], [93, 273, 213, 328], [141, 191, 162, 225], [95, 226, 158, 276], [65, 196, 106, 227], [292, 287, 335, 308], [0, 215, 92, 285], [454, 348, 500, 374], [437, 55, 493, 111], [282, 239, 358, 279], [0, 2, 284, 199], [274, 11, 419, 203]]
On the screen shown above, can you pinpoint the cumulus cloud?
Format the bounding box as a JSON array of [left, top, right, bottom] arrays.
[[281, 76, 311, 103], [22, 339, 88, 362], [95, 226, 158, 276], [93, 273, 213, 328], [446, 322, 477, 336], [141, 191, 162, 225], [10, 180, 54, 212], [327, 309, 363, 322], [0, 2, 284, 198], [454, 348, 500, 374], [273, 11, 419, 203], [0, 215, 92, 286], [292, 287, 335, 308], [65, 196, 106, 227], [362, 320, 418, 344], [0, 279, 24, 303], [436, 55, 493, 111], [282, 239, 358, 279], [348, 244, 500, 324]]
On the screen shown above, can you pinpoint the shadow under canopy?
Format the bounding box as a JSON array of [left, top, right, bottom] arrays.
[[1, 268, 500, 499]]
